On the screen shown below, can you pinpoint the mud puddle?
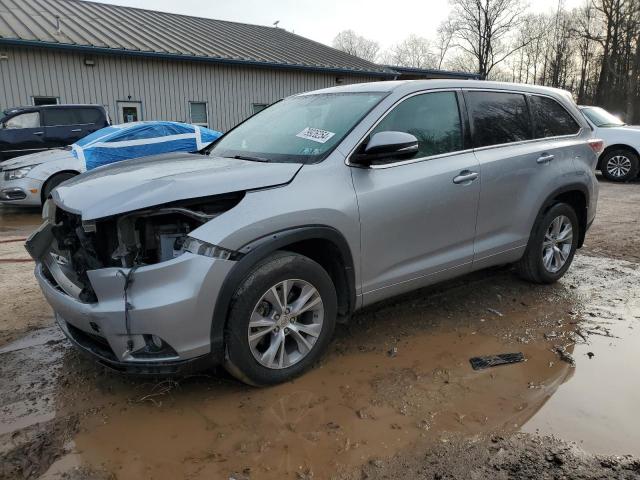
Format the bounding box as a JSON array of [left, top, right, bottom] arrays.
[[1, 254, 639, 479]]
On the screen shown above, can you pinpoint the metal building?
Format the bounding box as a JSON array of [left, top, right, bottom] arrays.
[[0, 0, 394, 131]]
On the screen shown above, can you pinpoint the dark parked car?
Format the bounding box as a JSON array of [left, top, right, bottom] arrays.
[[0, 104, 109, 162]]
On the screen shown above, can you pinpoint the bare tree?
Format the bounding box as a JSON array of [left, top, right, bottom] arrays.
[[332, 30, 380, 62], [436, 20, 456, 69], [447, 0, 529, 78], [386, 34, 438, 68]]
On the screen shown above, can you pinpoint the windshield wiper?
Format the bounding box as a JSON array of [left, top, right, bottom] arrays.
[[231, 154, 270, 163]]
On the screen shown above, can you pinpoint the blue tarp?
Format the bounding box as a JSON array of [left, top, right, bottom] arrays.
[[72, 121, 222, 170]]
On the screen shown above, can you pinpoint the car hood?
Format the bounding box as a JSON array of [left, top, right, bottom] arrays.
[[53, 153, 303, 220], [1, 148, 73, 169]]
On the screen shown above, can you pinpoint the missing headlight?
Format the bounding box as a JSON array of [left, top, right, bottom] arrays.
[[109, 192, 245, 267]]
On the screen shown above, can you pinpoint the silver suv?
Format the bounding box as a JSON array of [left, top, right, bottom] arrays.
[[27, 80, 601, 385]]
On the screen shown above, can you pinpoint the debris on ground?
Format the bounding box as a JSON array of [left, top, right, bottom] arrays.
[[554, 345, 576, 366], [487, 308, 504, 317], [469, 352, 525, 370]]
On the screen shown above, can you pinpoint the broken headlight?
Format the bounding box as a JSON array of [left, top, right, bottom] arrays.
[[181, 237, 238, 260]]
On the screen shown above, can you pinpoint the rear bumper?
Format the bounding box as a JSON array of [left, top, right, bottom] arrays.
[[34, 251, 236, 370]]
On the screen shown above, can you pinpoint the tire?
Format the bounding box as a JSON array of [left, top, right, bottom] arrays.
[[600, 148, 640, 182], [42, 172, 77, 202], [516, 203, 579, 284], [224, 251, 337, 386]]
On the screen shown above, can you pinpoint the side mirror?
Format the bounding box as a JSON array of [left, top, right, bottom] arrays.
[[351, 131, 419, 165]]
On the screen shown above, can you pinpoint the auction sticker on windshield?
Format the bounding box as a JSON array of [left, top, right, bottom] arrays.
[[296, 127, 336, 144]]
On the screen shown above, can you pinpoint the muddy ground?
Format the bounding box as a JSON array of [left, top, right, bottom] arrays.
[[0, 177, 639, 479]]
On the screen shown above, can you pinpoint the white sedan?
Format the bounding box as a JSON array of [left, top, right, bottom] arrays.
[[579, 106, 640, 182], [0, 148, 83, 206]]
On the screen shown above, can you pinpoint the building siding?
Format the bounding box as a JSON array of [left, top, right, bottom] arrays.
[[0, 46, 381, 131]]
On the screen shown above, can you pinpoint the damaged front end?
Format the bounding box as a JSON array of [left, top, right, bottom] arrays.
[[26, 192, 245, 371], [28, 193, 244, 303]]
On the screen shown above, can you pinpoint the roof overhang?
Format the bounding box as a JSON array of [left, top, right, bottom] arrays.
[[0, 38, 397, 78]]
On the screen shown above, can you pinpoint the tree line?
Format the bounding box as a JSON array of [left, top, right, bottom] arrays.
[[332, 0, 640, 122]]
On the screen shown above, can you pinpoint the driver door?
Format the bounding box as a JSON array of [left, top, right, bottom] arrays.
[[350, 91, 481, 305], [0, 111, 45, 158]]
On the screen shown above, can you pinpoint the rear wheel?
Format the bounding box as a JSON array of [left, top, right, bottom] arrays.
[[42, 172, 77, 202], [516, 203, 579, 284], [600, 149, 639, 182], [224, 251, 337, 386]]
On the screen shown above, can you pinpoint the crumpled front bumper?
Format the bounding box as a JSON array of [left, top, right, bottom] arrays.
[[34, 251, 235, 371]]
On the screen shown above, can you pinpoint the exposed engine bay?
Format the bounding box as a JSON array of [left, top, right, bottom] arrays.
[[36, 192, 244, 302]]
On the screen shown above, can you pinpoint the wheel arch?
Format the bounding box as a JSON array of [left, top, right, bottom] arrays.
[[537, 184, 589, 248], [41, 170, 80, 204], [209, 226, 356, 364], [597, 144, 639, 170]]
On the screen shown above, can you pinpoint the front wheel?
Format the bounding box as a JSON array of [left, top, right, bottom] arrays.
[[600, 149, 640, 182], [224, 251, 337, 386], [516, 203, 579, 284]]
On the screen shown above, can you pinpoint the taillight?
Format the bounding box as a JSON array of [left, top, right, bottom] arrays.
[[588, 139, 604, 155]]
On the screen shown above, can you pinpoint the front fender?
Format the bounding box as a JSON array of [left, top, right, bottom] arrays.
[[208, 226, 356, 364]]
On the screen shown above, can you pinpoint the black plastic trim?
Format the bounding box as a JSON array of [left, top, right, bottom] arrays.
[[208, 226, 356, 364]]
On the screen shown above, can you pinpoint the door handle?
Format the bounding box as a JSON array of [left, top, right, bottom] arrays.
[[536, 153, 555, 164], [33, 131, 44, 136], [453, 170, 479, 184], [70, 128, 82, 132]]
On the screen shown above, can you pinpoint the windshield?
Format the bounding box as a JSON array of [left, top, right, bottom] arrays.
[[209, 92, 387, 163], [581, 107, 625, 127]]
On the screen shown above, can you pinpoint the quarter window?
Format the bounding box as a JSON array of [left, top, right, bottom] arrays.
[[5, 112, 40, 129], [466, 91, 532, 148], [370, 91, 463, 159], [530, 95, 580, 138]]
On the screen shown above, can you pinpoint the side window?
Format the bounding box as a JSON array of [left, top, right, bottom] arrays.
[[73, 108, 103, 125], [466, 91, 532, 147], [370, 91, 463, 159], [42, 109, 75, 126], [5, 112, 40, 129], [530, 95, 580, 138]]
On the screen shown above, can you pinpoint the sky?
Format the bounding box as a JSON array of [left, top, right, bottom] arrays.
[[96, 0, 586, 50]]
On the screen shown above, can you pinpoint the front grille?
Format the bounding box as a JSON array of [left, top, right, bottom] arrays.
[[52, 208, 102, 302], [66, 322, 117, 361]]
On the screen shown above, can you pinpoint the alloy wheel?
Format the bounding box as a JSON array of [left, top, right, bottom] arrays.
[[248, 279, 324, 369], [606, 155, 632, 178], [542, 215, 573, 273]]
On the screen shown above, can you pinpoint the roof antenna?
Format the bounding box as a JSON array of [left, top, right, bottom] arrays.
[[273, 20, 280, 28], [55, 15, 61, 34]]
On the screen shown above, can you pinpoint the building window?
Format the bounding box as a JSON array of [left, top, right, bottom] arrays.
[[33, 96, 59, 106], [189, 102, 208, 127], [252, 103, 268, 114]]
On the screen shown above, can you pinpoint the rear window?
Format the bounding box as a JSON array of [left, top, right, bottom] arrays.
[[530, 96, 580, 137], [466, 91, 532, 148]]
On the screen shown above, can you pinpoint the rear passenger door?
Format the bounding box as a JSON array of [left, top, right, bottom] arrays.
[[466, 90, 581, 268], [351, 90, 481, 305]]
